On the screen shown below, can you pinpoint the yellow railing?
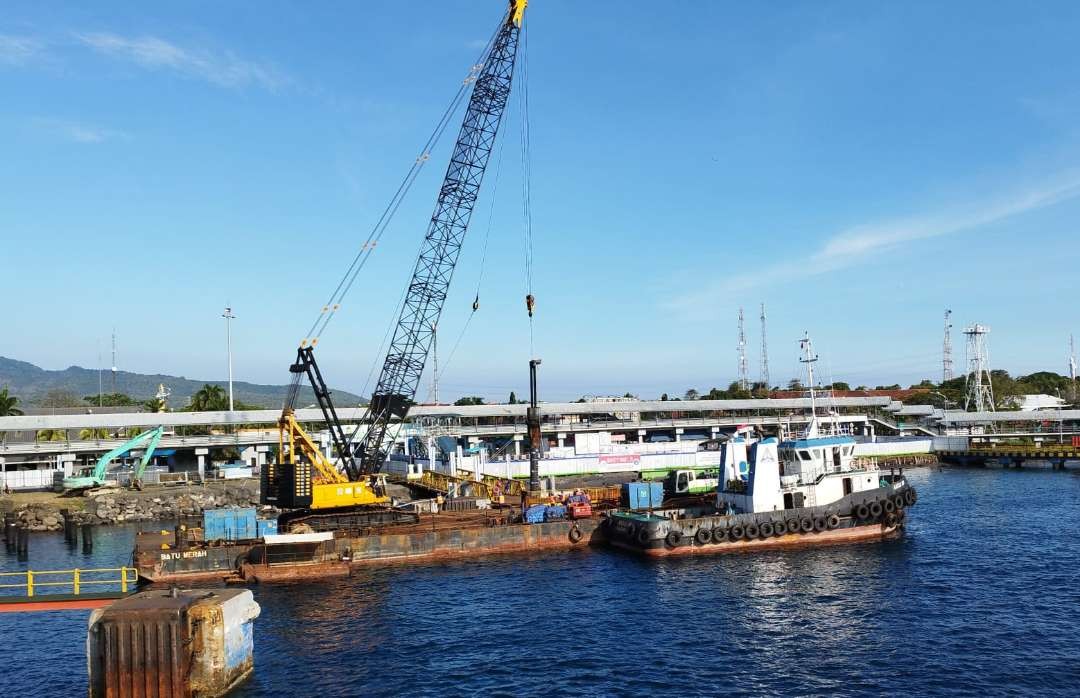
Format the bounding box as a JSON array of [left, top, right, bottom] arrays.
[[0, 567, 137, 598]]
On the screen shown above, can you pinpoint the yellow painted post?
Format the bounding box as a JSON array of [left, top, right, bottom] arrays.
[[26, 570, 33, 597], [74, 569, 81, 595], [120, 567, 128, 593]]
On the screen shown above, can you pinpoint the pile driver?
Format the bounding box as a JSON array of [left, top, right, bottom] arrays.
[[263, 0, 528, 531]]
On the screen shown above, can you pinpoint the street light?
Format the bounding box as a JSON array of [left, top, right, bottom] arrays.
[[930, 391, 952, 411], [222, 306, 236, 411]]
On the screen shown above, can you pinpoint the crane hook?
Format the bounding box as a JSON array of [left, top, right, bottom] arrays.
[[525, 294, 535, 318]]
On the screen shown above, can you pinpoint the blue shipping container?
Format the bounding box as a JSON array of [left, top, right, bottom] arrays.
[[622, 482, 664, 510], [524, 505, 548, 524], [544, 505, 567, 522], [203, 507, 258, 541], [256, 518, 278, 538]]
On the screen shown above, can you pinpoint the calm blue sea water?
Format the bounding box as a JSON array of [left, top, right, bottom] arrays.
[[3, 467, 1080, 697]]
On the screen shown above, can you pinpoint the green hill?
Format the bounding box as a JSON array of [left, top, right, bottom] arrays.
[[0, 356, 366, 409]]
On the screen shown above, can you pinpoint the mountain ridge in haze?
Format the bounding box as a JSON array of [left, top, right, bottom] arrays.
[[0, 356, 366, 409]]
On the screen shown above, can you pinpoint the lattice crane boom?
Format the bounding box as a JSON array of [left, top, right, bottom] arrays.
[[354, 2, 526, 478]]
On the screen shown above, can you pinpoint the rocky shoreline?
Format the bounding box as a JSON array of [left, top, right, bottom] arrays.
[[1, 479, 277, 532]]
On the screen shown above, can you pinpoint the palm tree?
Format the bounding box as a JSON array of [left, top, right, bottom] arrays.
[[0, 387, 23, 416], [36, 429, 68, 442], [79, 428, 112, 440], [189, 384, 228, 412]]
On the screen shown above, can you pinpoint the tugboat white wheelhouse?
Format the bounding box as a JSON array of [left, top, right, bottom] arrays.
[[602, 333, 918, 556]]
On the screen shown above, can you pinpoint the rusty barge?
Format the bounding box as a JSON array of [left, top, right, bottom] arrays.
[[134, 509, 602, 584]]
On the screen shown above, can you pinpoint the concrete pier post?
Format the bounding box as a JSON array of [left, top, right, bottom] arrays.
[[4, 514, 16, 554], [16, 527, 28, 561], [195, 448, 209, 481], [82, 524, 93, 553]]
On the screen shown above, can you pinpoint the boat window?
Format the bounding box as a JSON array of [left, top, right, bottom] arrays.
[[812, 449, 821, 459], [798, 450, 811, 461]]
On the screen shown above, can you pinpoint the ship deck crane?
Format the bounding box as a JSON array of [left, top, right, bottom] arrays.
[[264, 0, 528, 530]]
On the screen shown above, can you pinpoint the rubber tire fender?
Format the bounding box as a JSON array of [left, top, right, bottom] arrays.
[[694, 527, 713, 545], [568, 525, 583, 543], [665, 530, 683, 548], [786, 519, 800, 534], [883, 498, 896, 514], [892, 494, 905, 511], [636, 526, 651, 546], [869, 501, 884, 518], [712, 528, 728, 543], [744, 523, 760, 539], [773, 520, 787, 537], [855, 503, 870, 520], [729, 524, 745, 540], [759, 522, 774, 538], [905, 489, 917, 506], [812, 516, 827, 533], [826, 514, 841, 530], [799, 517, 814, 533]]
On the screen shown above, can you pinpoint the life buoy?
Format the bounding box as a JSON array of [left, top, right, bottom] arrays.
[[883, 498, 896, 514], [826, 514, 841, 530], [870, 501, 884, 518], [636, 527, 651, 545], [568, 526, 583, 543], [666, 530, 683, 548], [745, 523, 760, 539], [786, 519, 800, 534], [760, 522, 774, 538], [813, 516, 827, 532], [799, 517, 814, 533], [695, 527, 713, 545], [883, 512, 897, 527], [892, 494, 905, 510], [855, 504, 870, 520], [730, 524, 745, 540], [905, 489, 917, 506]]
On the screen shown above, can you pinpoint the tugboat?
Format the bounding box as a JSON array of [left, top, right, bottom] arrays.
[[603, 334, 917, 556]]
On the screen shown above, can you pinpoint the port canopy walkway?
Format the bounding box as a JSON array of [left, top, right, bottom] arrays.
[[0, 567, 137, 613]]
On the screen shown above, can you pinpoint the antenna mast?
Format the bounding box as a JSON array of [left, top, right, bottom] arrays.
[[962, 323, 994, 412], [737, 307, 749, 392], [942, 309, 954, 382], [1069, 334, 1077, 403], [759, 303, 770, 392], [111, 330, 118, 395], [799, 333, 819, 437]]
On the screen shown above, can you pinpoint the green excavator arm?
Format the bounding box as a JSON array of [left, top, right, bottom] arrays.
[[62, 426, 166, 490]]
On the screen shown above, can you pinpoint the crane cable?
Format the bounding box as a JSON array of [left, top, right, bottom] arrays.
[[518, 20, 536, 356], [301, 14, 509, 348]]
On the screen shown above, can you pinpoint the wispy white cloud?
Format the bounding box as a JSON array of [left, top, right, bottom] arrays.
[[674, 173, 1080, 303], [465, 38, 489, 50], [31, 117, 127, 144], [0, 34, 42, 64], [74, 32, 286, 90]]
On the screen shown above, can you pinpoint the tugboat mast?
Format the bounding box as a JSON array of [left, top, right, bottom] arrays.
[[799, 333, 819, 437]]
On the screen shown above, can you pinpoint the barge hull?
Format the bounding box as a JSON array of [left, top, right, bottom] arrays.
[[342, 519, 599, 566], [610, 523, 902, 558]]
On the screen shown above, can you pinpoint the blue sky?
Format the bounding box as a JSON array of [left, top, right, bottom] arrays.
[[3, 1, 1080, 402]]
